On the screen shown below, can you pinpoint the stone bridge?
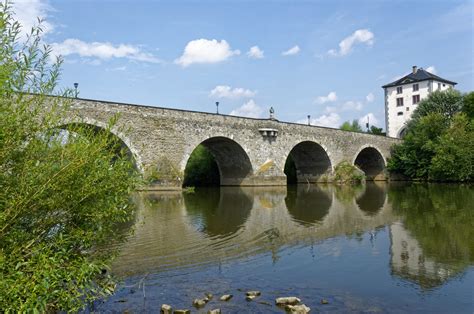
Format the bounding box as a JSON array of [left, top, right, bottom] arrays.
[[60, 98, 400, 189]]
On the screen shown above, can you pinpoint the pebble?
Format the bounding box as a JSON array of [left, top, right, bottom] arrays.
[[219, 294, 233, 301], [192, 298, 207, 308], [205, 293, 214, 300], [321, 299, 329, 304], [207, 309, 221, 314], [285, 304, 311, 313], [173, 310, 190, 314], [246, 290, 261, 297], [161, 304, 172, 314], [275, 297, 301, 305], [246, 295, 257, 301]]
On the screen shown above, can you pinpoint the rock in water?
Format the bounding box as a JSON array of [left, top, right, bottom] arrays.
[[173, 310, 190, 314], [246, 295, 256, 301], [285, 304, 311, 313], [205, 293, 214, 300], [161, 304, 172, 314], [192, 298, 207, 308], [207, 309, 221, 314], [275, 297, 301, 305], [219, 294, 233, 301], [246, 290, 261, 297], [321, 299, 329, 304]]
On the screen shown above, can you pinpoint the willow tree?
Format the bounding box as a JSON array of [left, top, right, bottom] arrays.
[[0, 2, 139, 311]]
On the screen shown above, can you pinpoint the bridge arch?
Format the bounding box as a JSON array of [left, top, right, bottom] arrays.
[[284, 141, 332, 184], [353, 145, 386, 181], [184, 136, 253, 186], [55, 118, 144, 173]]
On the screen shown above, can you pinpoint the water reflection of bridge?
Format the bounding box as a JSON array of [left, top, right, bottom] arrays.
[[112, 183, 395, 275]]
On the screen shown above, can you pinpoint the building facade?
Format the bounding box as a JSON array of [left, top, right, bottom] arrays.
[[383, 66, 457, 138]]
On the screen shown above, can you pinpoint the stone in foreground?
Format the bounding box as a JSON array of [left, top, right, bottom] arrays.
[[219, 294, 233, 301], [246, 290, 261, 297], [161, 304, 172, 314], [207, 309, 221, 314], [276, 297, 301, 305], [173, 310, 190, 314], [246, 295, 256, 301], [285, 304, 311, 313], [321, 299, 329, 304], [205, 292, 213, 300], [192, 298, 207, 308]]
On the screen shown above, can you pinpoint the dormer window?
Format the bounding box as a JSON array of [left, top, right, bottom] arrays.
[[413, 84, 419, 92], [397, 86, 403, 94]]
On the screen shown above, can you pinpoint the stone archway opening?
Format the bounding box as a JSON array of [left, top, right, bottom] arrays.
[[284, 141, 332, 184], [354, 147, 386, 181], [54, 123, 139, 171], [183, 137, 253, 187]]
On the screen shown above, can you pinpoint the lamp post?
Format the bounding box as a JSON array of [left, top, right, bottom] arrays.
[[216, 101, 219, 114], [269, 107, 275, 120], [307, 115, 311, 125], [73, 83, 78, 98]]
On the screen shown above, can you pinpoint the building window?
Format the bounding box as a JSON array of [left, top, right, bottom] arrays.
[[406, 107, 410, 111], [412, 95, 420, 104], [396, 97, 404, 106], [397, 86, 403, 94], [413, 84, 419, 91], [438, 83, 441, 90], [397, 112, 403, 116]]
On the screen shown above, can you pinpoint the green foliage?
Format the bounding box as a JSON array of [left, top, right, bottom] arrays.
[[340, 119, 363, 132], [0, 2, 139, 311], [183, 144, 220, 187], [388, 89, 473, 181], [462, 91, 474, 119], [429, 113, 474, 181], [408, 89, 463, 127], [334, 161, 365, 184], [367, 125, 383, 135]]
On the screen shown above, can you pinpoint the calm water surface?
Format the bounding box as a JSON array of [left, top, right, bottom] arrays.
[[95, 183, 473, 313]]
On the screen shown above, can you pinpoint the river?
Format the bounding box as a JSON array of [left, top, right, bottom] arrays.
[[93, 182, 473, 313]]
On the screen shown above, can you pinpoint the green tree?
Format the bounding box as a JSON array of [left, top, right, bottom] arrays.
[[388, 89, 473, 181], [183, 144, 220, 186], [462, 91, 474, 119], [340, 119, 363, 132], [368, 125, 383, 135], [0, 2, 139, 311]]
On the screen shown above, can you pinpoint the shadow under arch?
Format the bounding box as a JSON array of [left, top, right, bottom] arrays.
[[285, 185, 332, 226], [183, 187, 253, 237], [185, 137, 253, 186], [354, 146, 386, 181], [284, 141, 332, 184], [355, 182, 387, 216], [54, 122, 140, 171]]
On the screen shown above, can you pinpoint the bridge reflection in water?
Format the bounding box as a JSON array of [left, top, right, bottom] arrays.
[[112, 184, 398, 276]]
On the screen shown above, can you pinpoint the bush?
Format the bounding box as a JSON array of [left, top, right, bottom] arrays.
[[334, 161, 365, 184], [0, 2, 139, 311]]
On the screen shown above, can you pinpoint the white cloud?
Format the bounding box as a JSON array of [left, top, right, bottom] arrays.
[[247, 46, 264, 59], [315, 91, 337, 104], [51, 39, 161, 63], [229, 99, 264, 118], [342, 100, 363, 111], [426, 66, 437, 74], [209, 85, 256, 99], [358, 113, 380, 128], [328, 29, 374, 56], [366, 92, 375, 102], [175, 39, 240, 67], [299, 113, 341, 128], [12, 0, 54, 39], [282, 45, 300, 56]]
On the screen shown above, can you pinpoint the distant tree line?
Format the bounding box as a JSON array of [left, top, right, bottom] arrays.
[[339, 119, 384, 135]]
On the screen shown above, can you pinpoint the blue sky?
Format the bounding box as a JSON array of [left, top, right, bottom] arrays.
[[13, 0, 473, 129]]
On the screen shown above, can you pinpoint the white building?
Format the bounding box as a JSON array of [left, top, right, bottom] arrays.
[[383, 66, 457, 138]]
